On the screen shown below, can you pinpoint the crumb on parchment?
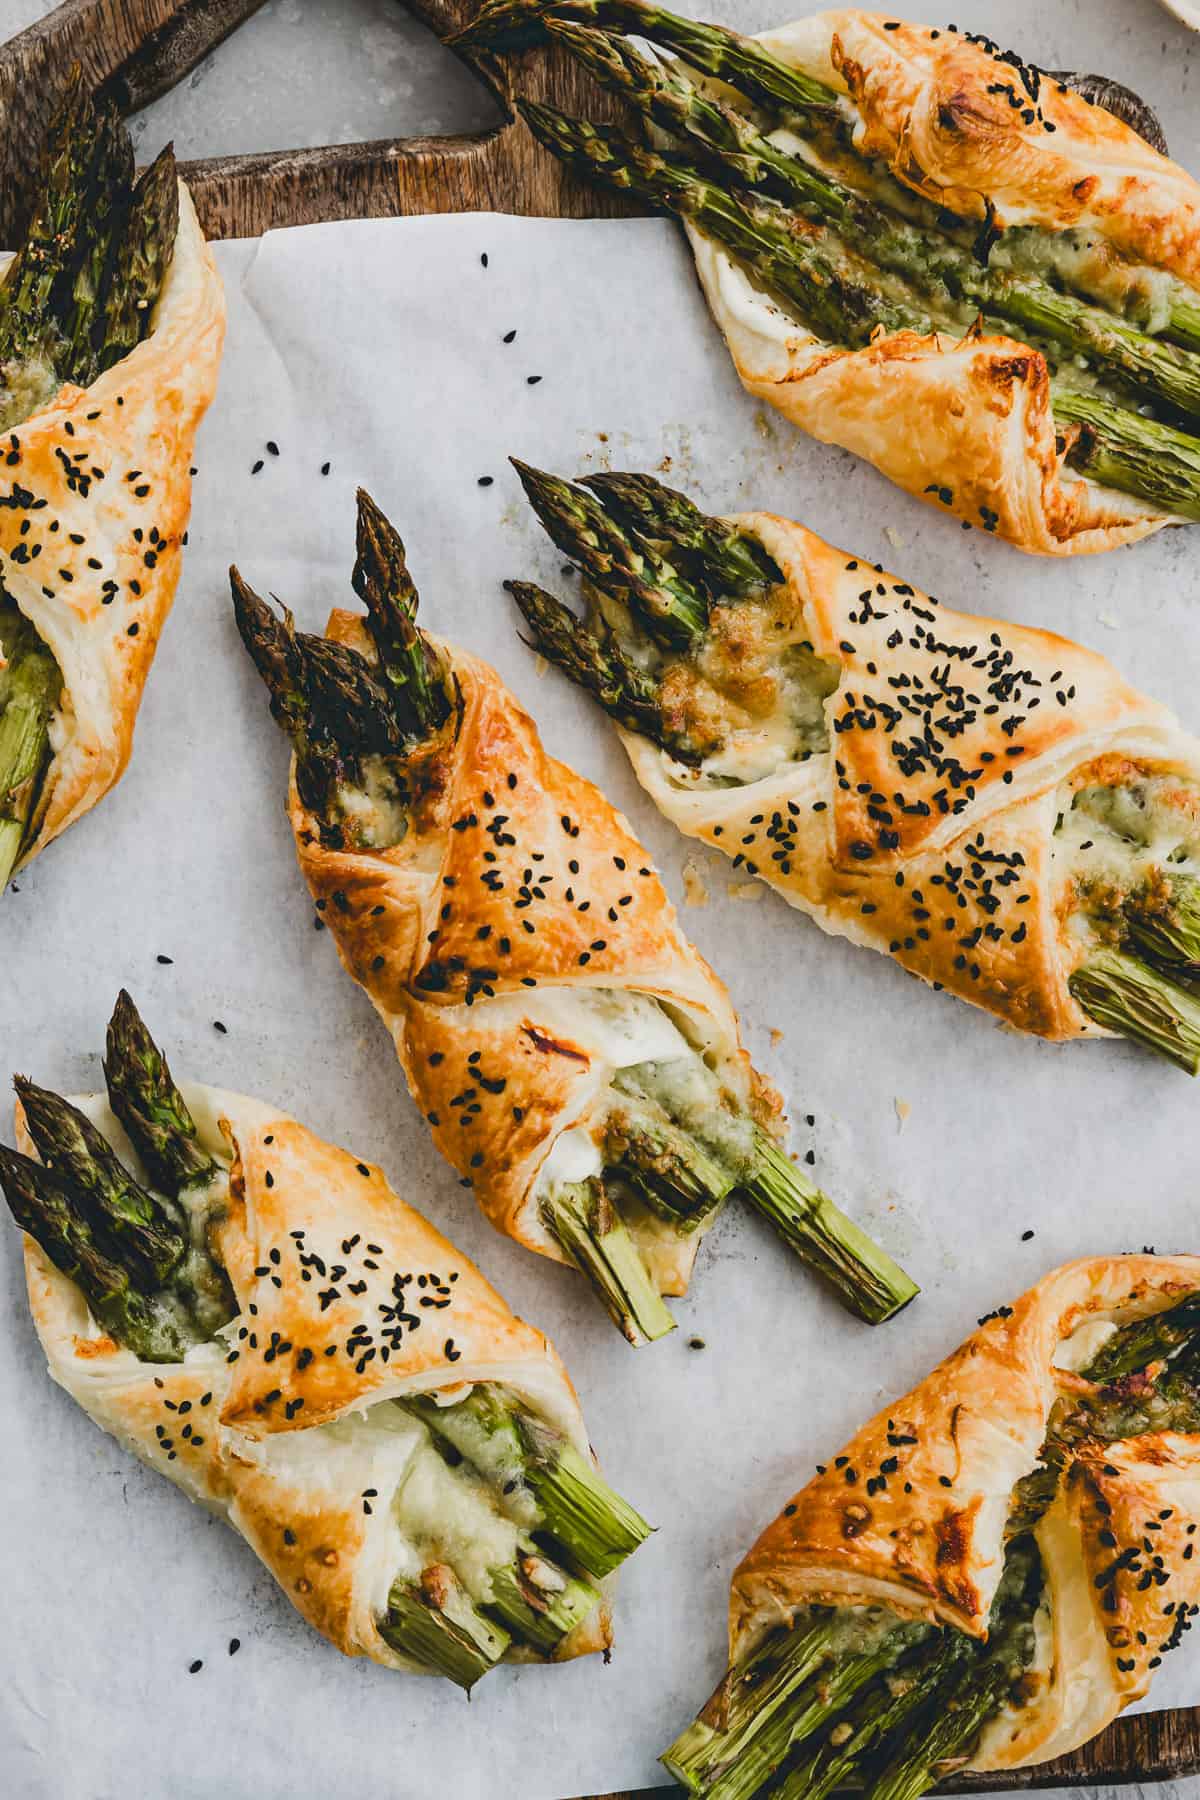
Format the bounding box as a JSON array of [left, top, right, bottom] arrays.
[[728, 881, 764, 903], [682, 854, 709, 907]]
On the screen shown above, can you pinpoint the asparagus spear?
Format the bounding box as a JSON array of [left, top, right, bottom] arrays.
[[1082, 1288, 1200, 1384], [506, 578, 701, 763], [94, 143, 179, 377], [582, 470, 782, 595], [606, 1098, 737, 1229], [519, 103, 933, 351], [409, 1384, 653, 1578], [484, 1540, 604, 1652], [512, 457, 711, 646], [380, 1571, 511, 1689], [745, 1134, 918, 1324], [103, 988, 218, 1197], [0, 599, 62, 891], [61, 105, 135, 388], [1052, 388, 1200, 521], [1070, 949, 1200, 1074], [0, 77, 97, 381], [558, 22, 1200, 428], [1126, 874, 1200, 973], [14, 1074, 187, 1288], [231, 566, 405, 817], [0, 1142, 198, 1362], [352, 487, 450, 739], [540, 1176, 677, 1345], [455, 0, 841, 118]]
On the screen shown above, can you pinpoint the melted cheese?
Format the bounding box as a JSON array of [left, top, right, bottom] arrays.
[[1052, 1318, 1117, 1372]]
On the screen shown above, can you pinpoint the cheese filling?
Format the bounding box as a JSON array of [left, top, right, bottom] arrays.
[[1052, 760, 1200, 964]]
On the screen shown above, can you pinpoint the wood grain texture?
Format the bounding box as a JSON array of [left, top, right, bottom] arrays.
[[0, 0, 1197, 1788]]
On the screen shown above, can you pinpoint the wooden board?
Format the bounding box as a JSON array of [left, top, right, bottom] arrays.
[[0, 3, 1197, 1794]]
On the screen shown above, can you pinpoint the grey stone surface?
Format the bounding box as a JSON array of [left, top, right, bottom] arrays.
[[0, 2, 1197, 1798]]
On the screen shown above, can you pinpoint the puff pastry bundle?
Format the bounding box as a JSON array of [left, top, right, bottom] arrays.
[[0, 81, 224, 889], [509, 462, 1200, 1073], [1, 991, 653, 1689], [231, 490, 917, 1345], [661, 1255, 1200, 1796], [462, 0, 1200, 554]]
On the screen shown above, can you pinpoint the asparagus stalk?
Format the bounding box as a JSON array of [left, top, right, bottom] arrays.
[[1126, 874, 1200, 973], [516, 1412, 652, 1576], [94, 143, 179, 377], [540, 1176, 677, 1345], [1052, 387, 1200, 521], [519, 102, 932, 351], [582, 470, 782, 594], [606, 1099, 736, 1229], [864, 1656, 1013, 1800], [1070, 948, 1200, 1074], [665, 1618, 931, 1800], [745, 1134, 918, 1324], [662, 1616, 845, 1795], [352, 487, 450, 739], [0, 1142, 198, 1361], [1082, 1289, 1200, 1384], [14, 1075, 187, 1289], [456, 0, 840, 118], [410, 1384, 653, 1577], [380, 1572, 510, 1690], [511, 457, 710, 647], [506, 578, 700, 763], [103, 987, 217, 1197], [558, 22, 1200, 428], [61, 106, 135, 387], [0, 77, 97, 377], [0, 600, 62, 891], [775, 1635, 969, 1800], [484, 1541, 603, 1652]]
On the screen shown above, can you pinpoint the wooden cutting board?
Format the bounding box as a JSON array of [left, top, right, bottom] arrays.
[[1, 3, 1198, 1793]]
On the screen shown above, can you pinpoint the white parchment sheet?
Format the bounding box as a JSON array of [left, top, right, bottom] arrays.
[[2, 204, 1200, 1800]]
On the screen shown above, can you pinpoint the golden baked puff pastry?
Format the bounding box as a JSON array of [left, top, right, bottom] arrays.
[[1, 992, 652, 1690], [508, 463, 1200, 1074], [464, 0, 1200, 553], [0, 82, 224, 889], [661, 1255, 1200, 1795], [231, 490, 918, 1346]]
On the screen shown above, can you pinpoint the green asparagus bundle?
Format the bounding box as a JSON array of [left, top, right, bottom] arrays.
[[0, 80, 181, 893], [234, 490, 917, 1338], [662, 1272, 1200, 1798], [2, 990, 233, 1361], [474, 0, 1200, 524], [507, 457, 1200, 1073]]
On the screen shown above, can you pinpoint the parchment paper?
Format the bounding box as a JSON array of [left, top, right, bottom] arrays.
[[2, 204, 1200, 1800]]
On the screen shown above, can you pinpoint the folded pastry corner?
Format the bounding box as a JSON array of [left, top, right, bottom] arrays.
[[5, 992, 653, 1687], [662, 1254, 1200, 1795], [472, 0, 1200, 555], [231, 489, 918, 1343], [0, 79, 225, 889], [508, 462, 1200, 1072]]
